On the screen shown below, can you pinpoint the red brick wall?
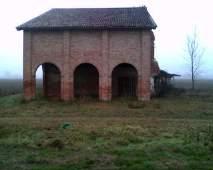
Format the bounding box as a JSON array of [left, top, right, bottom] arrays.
[[32, 31, 64, 70], [23, 30, 154, 101]]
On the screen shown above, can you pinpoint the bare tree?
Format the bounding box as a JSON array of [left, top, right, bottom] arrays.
[[186, 30, 204, 90]]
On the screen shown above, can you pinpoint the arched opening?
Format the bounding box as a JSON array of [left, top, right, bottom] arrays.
[[35, 65, 43, 97], [35, 63, 61, 99], [74, 63, 99, 98], [112, 63, 138, 98]]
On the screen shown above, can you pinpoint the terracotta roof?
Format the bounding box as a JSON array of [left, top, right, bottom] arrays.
[[17, 7, 157, 31]]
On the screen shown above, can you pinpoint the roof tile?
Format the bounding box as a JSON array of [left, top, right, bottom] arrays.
[[17, 7, 157, 31]]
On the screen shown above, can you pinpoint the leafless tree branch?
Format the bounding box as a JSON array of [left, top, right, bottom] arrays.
[[185, 29, 204, 90]]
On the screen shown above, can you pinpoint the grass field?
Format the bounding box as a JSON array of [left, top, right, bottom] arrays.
[[0, 91, 213, 170], [0, 79, 23, 96], [0, 79, 42, 96], [173, 79, 213, 90]]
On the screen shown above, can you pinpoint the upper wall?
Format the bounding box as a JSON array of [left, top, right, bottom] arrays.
[[70, 31, 102, 70], [29, 30, 153, 76], [109, 31, 141, 73], [31, 31, 64, 68]]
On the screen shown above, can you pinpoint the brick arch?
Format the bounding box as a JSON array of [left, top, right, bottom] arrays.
[[111, 63, 138, 98], [73, 63, 99, 98], [110, 62, 140, 77], [112, 63, 138, 73], [33, 62, 62, 77], [72, 61, 101, 77], [34, 62, 61, 99]]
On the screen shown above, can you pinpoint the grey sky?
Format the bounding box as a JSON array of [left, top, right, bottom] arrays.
[[0, 0, 212, 79]]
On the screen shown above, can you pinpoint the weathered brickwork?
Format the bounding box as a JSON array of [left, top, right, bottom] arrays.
[[23, 30, 155, 101]]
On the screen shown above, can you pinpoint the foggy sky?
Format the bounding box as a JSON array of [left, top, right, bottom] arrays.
[[0, 0, 212, 79]]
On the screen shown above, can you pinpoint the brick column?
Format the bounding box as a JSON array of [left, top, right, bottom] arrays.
[[61, 31, 73, 101], [138, 31, 152, 101], [99, 31, 111, 101], [42, 64, 47, 97], [23, 31, 35, 100]]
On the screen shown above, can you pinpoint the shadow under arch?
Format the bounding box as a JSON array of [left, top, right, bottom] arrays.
[[112, 63, 138, 98], [35, 62, 61, 99], [74, 63, 99, 98]]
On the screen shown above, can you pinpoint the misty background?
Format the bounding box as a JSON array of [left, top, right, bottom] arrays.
[[0, 0, 212, 79]]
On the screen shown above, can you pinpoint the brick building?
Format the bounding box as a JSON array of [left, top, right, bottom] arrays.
[[17, 7, 157, 101]]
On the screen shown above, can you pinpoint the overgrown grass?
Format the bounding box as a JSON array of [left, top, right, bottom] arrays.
[[0, 92, 213, 170], [1, 92, 213, 119]]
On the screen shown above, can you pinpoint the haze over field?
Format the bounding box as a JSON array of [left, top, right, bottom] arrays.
[[0, 0, 212, 79]]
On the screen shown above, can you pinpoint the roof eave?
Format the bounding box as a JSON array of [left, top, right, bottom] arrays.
[[16, 25, 157, 31]]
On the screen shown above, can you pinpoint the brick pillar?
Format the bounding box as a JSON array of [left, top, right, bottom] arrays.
[[61, 31, 73, 101], [138, 31, 153, 101], [99, 31, 111, 101], [42, 64, 47, 97], [23, 31, 35, 100], [99, 76, 111, 101]]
